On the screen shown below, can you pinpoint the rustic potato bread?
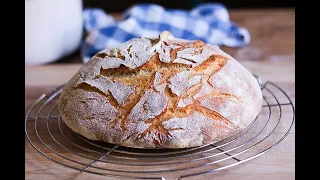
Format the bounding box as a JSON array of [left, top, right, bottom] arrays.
[[58, 31, 263, 149]]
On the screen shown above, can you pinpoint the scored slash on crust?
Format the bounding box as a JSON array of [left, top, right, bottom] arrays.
[[93, 45, 238, 145], [64, 32, 247, 147]]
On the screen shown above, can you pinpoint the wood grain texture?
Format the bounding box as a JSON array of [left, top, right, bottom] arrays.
[[25, 8, 295, 180]]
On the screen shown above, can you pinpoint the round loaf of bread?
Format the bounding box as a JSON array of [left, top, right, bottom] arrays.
[[58, 31, 262, 149]]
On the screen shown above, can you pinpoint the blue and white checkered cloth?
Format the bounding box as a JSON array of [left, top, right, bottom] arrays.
[[82, 3, 250, 63]]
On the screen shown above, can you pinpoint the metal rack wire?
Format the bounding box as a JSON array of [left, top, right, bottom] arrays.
[[25, 75, 295, 180]]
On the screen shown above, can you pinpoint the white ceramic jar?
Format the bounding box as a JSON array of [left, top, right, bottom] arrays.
[[25, 0, 83, 65]]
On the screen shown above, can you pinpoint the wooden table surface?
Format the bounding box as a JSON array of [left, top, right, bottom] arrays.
[[25, 8, 295, 180]]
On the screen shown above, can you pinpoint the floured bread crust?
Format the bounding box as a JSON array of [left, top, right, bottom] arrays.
[[58, 31, 262, 149]]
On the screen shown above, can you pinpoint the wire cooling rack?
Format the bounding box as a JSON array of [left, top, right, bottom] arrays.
[[25, 75, 295, 180]]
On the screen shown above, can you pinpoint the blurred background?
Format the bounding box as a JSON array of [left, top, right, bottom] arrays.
[[83, 0, 294, 11], [25, 0, 294, 65]]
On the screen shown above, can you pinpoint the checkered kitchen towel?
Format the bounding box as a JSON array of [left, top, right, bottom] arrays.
[[82, 3, 250, 63]]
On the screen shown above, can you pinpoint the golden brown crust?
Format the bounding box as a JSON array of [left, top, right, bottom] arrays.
[[58, 31, 263, 149]]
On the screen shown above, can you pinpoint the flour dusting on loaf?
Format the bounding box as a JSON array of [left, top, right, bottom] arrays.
[[58, 31, 262, 148]]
